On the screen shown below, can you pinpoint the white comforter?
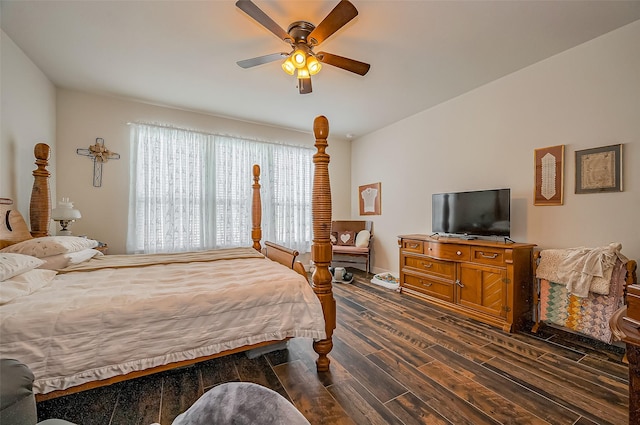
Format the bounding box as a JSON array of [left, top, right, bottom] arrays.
[[0, 255, 326, 394]]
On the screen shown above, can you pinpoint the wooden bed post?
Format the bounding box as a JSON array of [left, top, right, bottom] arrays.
[[251, 164, 262, 252], [30, 143, 51, 237], [310, 115, 336, 372]]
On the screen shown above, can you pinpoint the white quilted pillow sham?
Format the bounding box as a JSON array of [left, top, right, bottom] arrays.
[[0, 236, 98, 258], [0, 253, 45, 281]]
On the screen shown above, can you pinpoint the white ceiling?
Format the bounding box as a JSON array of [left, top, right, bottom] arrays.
[[2, 1, 640, 139]]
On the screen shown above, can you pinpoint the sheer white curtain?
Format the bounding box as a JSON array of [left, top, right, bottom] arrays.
[[127, 123, 313, 254]]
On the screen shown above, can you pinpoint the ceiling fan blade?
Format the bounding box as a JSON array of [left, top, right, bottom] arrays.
[[317, 52, 370, 76], [236, 0, 290, 42], [308, 0, 358, 46], [237, 52, 288, 69], [298, 78, 312, 94]]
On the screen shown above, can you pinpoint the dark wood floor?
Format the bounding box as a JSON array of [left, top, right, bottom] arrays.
[[38, 269, 629, 425]]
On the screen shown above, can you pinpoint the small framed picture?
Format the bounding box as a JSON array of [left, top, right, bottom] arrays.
[[534, 145, 564, 206], [575, 144, 623, 194], [359, 182, 381, 215]]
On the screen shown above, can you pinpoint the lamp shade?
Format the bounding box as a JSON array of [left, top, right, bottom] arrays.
[[307, 56, 321, 75], [281, 57, 296, 75], [51, 198, 81, 221], [297, 67, 310, 79], [292, 49, 306, 69]]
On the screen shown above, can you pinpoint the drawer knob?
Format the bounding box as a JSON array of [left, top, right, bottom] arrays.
[[420, 280, 433, 287], [409, 243, 419, 249], [420, 261, 432, 268], [479, 252, 498, 259], [456, 250, 462, 256]]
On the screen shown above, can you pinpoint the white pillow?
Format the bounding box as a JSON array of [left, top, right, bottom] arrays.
[[38, 248, 103, 270], [355, 230, 371, 248], [0, 236, 98, 258], [0, 268, 57, 305], [0, 253, 45, 281]]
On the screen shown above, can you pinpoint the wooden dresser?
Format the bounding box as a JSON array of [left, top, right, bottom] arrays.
[[398, 235, 535, 332]]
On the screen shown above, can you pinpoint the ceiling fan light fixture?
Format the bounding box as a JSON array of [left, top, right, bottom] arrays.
[[281, 57, 296, 75], [307, 56, 321, 75], [236, 0, 370, 94]]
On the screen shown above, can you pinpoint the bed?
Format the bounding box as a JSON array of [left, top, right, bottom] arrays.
[[0, 115, 336, 401], [532, 246, 637, 344]]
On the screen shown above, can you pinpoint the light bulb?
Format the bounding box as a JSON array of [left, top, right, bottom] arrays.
[[307, 56, 321, 75], [281, 57, 295, 75]]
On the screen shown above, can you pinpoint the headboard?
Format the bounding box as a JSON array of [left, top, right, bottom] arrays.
[[29, 143, 52, 238]]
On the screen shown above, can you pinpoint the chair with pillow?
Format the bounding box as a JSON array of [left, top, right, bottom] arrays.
[[330, 220, 373, 274]]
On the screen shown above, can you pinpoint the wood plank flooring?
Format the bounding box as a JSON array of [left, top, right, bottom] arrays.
[[37, 269, 629, 425]]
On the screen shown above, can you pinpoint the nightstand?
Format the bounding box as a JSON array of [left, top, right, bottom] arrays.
[[95, 242, 109, 254]]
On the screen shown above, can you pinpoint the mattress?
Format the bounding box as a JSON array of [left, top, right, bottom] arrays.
[[0, 253, 326, 394]]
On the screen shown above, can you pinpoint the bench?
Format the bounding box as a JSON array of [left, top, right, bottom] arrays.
[[331, 220, 373, 274]]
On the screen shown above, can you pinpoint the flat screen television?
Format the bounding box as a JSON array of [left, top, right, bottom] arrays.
[[432, 189, 510, 238]]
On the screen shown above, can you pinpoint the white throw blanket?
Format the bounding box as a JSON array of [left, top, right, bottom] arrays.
[[536, 243, 627, 297]]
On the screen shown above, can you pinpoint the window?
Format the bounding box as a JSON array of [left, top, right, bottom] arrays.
[[127, 123, 313, 254]]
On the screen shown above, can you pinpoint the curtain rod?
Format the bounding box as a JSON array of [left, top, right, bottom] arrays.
[[126, 121, 314, 150]]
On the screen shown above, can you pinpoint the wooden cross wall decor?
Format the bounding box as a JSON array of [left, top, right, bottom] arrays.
[[76, 138, 121, 187]]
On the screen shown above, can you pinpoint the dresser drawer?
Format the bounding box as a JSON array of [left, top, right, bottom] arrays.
[[403, 274, 454, 302], [401, 239, 424, 254], [426, 242, 470, 262], [403, 256, 455, 280], [471, 246, 505, 266]]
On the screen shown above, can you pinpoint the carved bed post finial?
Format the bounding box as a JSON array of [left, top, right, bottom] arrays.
[[251, 164, 262, 252], [30, 143, 51, 237], [310, 115, 335, 372]]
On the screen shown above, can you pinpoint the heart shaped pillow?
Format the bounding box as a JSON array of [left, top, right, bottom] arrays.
[[337, 231, 355, 246]]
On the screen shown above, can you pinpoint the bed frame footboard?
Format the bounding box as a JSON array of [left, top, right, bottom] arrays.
[[310, 116, 335, 372]]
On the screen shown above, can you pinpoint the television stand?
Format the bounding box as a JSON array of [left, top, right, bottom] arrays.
[[398, 234, 536, 332], [504, 236, 516, 243], [457, 235, 477, 240]]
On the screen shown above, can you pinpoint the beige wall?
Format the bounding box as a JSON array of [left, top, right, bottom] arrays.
[[352, 20, 640, 274], [1, 30, 57, 216], [56, 90, 351, 254]]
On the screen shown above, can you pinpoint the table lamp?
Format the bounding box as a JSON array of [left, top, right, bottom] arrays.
[[51, 197, 81, 235]]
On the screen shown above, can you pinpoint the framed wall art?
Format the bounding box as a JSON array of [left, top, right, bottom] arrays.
[[359, 182, 381, 215], [534, 145, 564, 206], [575, 144, 622, 194]]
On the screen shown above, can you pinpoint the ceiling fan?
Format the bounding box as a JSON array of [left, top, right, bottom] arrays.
[[235, 0, 371, 94]]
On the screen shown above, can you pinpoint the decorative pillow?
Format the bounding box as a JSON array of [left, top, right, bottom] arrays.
[[330, 232, 338, 245], [0, 236, 99, 258], [38, 248, 103, 270], [0, 253, 45, 281], [0, 268, 57, 305], [336, 230, 356, 246], [355, 230, 371, 248]]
